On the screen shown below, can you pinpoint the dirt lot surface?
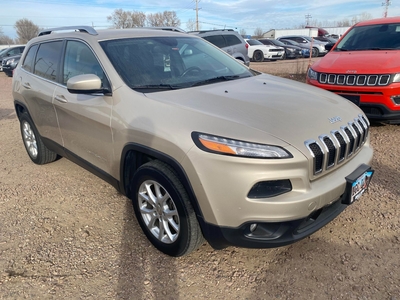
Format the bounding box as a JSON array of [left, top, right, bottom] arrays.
[[0, 60, 399, 299]]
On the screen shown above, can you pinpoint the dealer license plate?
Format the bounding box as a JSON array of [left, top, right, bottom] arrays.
[[343, 164, 374, 205]]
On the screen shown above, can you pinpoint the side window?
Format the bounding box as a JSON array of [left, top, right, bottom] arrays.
[[63, 40, 104, 85], [34, 41, 63, 81], [224, 35, 241, 47], [21, 44, 38, 73], [203, 35, 226, 48], [8, 48, 20, 56]]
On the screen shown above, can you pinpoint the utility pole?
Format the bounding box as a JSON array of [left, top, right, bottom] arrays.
[[382, 0, 391, 18], [194, 0, 201, 30], [305, 14, 312, 26]]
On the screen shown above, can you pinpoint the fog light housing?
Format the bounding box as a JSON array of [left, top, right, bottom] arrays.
[[390, 95, 400, 105], [247, 180, 292, 199]]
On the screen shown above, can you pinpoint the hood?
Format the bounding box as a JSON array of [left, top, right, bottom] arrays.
[[312, 50, 400, 74], [144, 74, 363, 148]]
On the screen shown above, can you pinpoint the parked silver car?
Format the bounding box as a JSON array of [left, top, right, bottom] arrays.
[[189, 29, 250, 66]]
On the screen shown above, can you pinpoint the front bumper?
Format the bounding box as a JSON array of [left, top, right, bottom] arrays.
[[306, 79, 400, 123], [202, 196, 346, 249], [200, 163, 373, 249]]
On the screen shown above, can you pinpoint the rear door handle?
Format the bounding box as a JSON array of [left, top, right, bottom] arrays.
[[54, 95, 68, 103]]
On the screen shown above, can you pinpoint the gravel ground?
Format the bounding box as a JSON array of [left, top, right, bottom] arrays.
[[0, 61, 399, 300]]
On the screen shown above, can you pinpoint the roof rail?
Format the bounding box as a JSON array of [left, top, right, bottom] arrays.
[[188, 29, 234, 34], [144, 26, 186, 33], [38, 26, 98, 36]]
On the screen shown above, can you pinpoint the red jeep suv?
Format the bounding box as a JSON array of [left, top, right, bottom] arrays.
[[307, 17, 400, 124]]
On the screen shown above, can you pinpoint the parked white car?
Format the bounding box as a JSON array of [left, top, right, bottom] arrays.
[[245, 39, 285, 62]]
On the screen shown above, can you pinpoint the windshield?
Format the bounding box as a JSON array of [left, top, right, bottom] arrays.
[[100, 36, 255, 92], [281, 39, 301, 47], [271, 40, 285, 47], [336, 23, 400, 51], [246, 39, 264, 46]]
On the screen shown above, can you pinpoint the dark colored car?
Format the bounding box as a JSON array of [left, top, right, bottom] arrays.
[[278, 39, 311, 58], [314, 36, 338, 44], [258, 39, 303, 59], [2, 54, 21, 77], [0, 46, 25, 71], [277, 36, 327, 57]]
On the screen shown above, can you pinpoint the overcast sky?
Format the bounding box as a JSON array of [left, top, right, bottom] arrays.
[[2, 0, 399, 39]]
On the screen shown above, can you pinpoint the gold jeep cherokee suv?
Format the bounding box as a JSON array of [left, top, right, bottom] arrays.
[[12, 26, 374, 256]]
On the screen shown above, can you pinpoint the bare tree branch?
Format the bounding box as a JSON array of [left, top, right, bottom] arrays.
[[14, 18, 39, 43]]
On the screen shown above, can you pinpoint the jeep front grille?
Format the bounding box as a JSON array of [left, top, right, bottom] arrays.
[[318, 73, 391, 86], [305, 115, 369, 176]]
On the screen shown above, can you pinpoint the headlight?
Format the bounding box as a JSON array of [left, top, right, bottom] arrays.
[[192, 132, 292, 158], [6, 59, 14, 66], [393, 73, 400, 83], [287, 47, 295, 52], [307, 68, 318, 80]]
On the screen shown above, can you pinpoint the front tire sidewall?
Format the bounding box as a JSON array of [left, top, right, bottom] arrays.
[[253, 50, 264, 62], [312, 47, 319, 57], [131, 164, 194, 257]]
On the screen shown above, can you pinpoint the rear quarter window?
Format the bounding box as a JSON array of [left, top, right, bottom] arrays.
[[21, 44, 38, 73], [224, 35, 242, 47]]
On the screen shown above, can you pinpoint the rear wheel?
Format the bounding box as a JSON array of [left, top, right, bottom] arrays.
[[252, 50, 264, 62], [19, 112, 57, 165], [131, 160, 204, 257]]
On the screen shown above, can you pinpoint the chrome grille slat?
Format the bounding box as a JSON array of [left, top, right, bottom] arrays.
[[318, 73, 392, 86], [305, 116, 369, 176]]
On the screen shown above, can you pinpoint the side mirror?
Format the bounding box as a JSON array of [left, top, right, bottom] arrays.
[[67, 74, 104, 94], [325, 43, 334, 51], [183, 49, 193, 56]]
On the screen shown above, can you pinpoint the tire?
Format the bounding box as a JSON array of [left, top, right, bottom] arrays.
[[312, 47, 319, 57], [252, 50, 264, 62], [19, 112, 57, 165], [131, 160, 204, 257]]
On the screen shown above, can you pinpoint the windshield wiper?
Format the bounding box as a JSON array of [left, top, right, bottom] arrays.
[[190, 75, 242, 87], [365, 47, 394, 50], [131, 84, 178, 90]]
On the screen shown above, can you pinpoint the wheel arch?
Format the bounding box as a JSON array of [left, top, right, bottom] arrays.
[[120, 143, 205, 223], [14, 100, 29, 121]]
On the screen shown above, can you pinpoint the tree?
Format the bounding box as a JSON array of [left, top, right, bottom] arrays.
[[239, 28, 247, 36], [147, 11, 181, 27], [14, 18, 39, 43], [0, 26, 14, 45], [107, 9, 146, 28], [253, 27, 263, 38], [186, 18, 198, 32]]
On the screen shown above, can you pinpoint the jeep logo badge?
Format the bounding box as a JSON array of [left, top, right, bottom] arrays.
[[328, 116, 342, 124]]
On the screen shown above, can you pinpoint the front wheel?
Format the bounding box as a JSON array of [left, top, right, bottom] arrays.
[[312, 47, 319, 57], [131, 160, 204, 256], [252, 50, 264, 62]]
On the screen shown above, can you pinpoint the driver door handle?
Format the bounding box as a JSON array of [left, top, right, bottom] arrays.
[[55, 95, 68, 103]]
